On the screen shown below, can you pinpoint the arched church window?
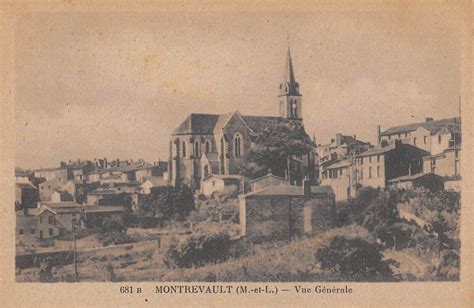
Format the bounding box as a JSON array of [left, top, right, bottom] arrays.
[[175, 139, 180, 157], [205, 140, 211, 154], [291, 100, 298, 118], [233, 132, 243, 157], [194, 140, 200, 158], [182, 141, 186, 157]]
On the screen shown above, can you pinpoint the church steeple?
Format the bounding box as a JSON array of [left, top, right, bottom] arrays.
[[279, 46, 302, 120]]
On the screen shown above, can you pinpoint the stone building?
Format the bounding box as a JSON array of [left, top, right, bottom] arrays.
[[321, 142, 429, 201], [169, 47, 315, 190], [239, 181, 334, 242], [378, 117, 460, 155]]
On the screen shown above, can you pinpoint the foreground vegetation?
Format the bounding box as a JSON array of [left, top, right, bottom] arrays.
[[17, 187, 460, 282]]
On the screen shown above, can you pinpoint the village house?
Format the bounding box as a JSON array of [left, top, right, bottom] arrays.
[[15, 182, 39, 211], [38, 177, 68, 202], [140, 176, 168, 194], [200, 174, 243, 196], [378, 117, 460, 156], [423, 147, 461, 178], [169, 47, 315, 190], [239, 180, 334, 242], [16, 202, 126, 239], [316, 133, 372, 165], [387, 173, 444, 191], [320, 141, 429, 201], [33, 167, 68, 181], [15, 169, 32, 183]]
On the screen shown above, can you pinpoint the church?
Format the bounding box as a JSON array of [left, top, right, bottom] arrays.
[[168, 47, 315, 190]]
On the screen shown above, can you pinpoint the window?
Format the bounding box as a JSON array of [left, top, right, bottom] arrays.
[[388, 135, 391, 140], [377, 155, 380, 163], [369, 156, 372, 164], [49, 228, 53, 236], [39, 217, 42, 224], [424, 136, 427, 144], [48, 216, 53, 224], [398, 133, 401, 138], [72, 218, 77, 226], [369, 167, 372, 178], [377, 166, 380, 178], [205, 140, 211, 154], [19, 229, 24, 235], [339, 169, 343, 176], [233, 132, 243, 157], [413, 137, 417, 146], [405, 133, 408, 137], [30, 229, 35, 235], [438, 135, 442, 144], [194, 140, 200, 158], [182, 141, 186, 157], [360, 158, 364, 165]]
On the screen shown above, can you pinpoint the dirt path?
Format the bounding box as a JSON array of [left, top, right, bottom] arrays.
[[384, 250, 428, 278]]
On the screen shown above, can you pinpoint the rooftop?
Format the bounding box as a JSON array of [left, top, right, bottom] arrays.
[[381, 117, 461, 136]]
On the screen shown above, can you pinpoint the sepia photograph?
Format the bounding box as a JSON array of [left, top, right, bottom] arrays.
[[6, 1, 470, 291]]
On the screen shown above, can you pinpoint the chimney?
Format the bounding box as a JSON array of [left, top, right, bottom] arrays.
[[377, 125, 381, 146], [336, 134, 342, 145], [303, 177, 311, 198], [426, 117, 434, 122], [267, 168, 272, 175]]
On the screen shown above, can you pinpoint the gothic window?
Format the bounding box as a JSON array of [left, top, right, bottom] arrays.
[[194, 140, 200, 158], [233, 132, 243, 157], [205, 140, 211, 154], [291, 100, 298, 118], [438, 135, 442, 144], [413, 137, 417, 146], [182, 141, 186, 157]]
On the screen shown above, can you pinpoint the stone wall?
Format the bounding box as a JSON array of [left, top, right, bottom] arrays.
[[240, 195, 333, 242]]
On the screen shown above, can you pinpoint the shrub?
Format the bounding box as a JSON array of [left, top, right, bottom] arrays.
[[164, 232, 232, 268], [314, 236, 394, 281]]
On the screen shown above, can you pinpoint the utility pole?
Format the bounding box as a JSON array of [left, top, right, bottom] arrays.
[[72, 225, 78, 282]]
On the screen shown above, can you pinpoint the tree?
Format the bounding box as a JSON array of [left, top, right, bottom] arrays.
[[240, 120, 314, 180], [138, 185, 195, 220], [315, 236, 394, 281]]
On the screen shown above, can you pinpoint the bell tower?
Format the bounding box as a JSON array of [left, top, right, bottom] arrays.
[[278, 47, 302, 120]]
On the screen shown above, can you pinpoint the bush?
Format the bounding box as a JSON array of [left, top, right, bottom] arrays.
[[96, 231, 134, 247], [164, 232, 232, 268], [314, 236, 394, 281]]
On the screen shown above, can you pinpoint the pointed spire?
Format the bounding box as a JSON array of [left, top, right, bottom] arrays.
[[284, 46, 296, 86]]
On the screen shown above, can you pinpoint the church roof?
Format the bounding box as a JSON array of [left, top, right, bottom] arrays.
[[173, 112, 299, 136], [173, 113, 220, 135]]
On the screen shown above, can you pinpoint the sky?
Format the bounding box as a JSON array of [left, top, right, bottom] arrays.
[[14, 6, 464, 169]]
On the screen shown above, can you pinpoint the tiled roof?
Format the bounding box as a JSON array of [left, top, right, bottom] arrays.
[[381, 117, 460, 136], [16, 182, 37, 190], [203, 174, 243, 181], [249, 174, 287, 183], [173, 113, 220, 135], [324, 159, 352, 170], [88, 188, 122, 195], [40, 202, 80, 208], [311, 185, 334, 195], [243, 184, 304, 197], [83, 205, 126, 213], [173, 112, 303, 136]]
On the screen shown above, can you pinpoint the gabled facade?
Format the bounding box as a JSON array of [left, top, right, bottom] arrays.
[[169, 47, 315, 190]]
